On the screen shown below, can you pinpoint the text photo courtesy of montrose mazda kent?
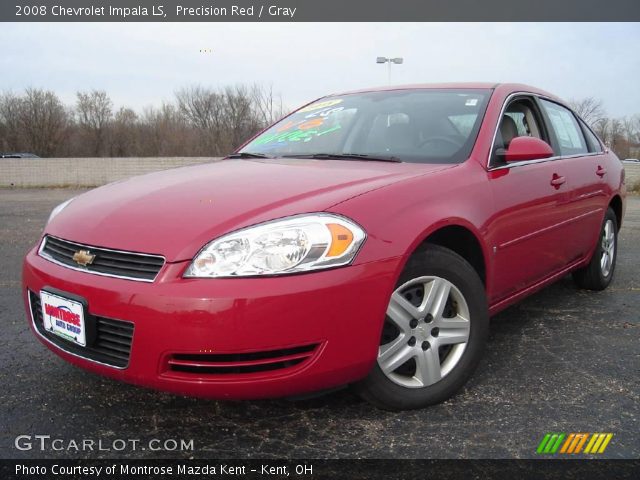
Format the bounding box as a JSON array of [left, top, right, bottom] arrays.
[[23, 83, 625, 410]]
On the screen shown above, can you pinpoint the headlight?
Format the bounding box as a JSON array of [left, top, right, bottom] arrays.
[[46, 197, 75, 225], [184, 214, 366, 278]]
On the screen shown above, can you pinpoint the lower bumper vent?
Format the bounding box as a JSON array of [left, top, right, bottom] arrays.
[[166, 344, 319, 376], [29, 290, 134, 368]]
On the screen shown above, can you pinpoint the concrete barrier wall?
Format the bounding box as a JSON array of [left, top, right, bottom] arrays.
[[1, 156, 639, 189], [0, 157, 221, 187], [625, 163, 640, 187]]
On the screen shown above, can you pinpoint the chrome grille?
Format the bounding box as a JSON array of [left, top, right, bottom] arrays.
[[39, 235, 164, 282]]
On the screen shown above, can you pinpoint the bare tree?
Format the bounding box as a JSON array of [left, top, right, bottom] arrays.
[[593, 117, 611, 146], [251, 83, 286, 127], [76, 90, 113, 156], [223, 85, 262, 151], [569, 97, 606, 126], [621, 116, 640, 159], [622, 117, 637, 145], [17, 88, 70, 157], [175, 86, 227, 154], [174, 84, 288, 154], [2, 84, 290, 157], [175, 86, 219, 131], [608, 118, 629, 158], [139, 103, 196, 156], [109, 107, 139, 156], [0, 92, 24, 152]]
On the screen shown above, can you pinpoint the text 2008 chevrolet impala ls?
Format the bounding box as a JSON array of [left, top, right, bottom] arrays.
[[23, 83, 626, 410]]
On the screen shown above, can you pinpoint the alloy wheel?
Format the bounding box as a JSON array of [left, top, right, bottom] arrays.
[[600, 219, 615, 277], [378, 276, 470, 388]]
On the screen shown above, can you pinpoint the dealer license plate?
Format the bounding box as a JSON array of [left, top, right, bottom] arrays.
[[40, 290, 86, 346]]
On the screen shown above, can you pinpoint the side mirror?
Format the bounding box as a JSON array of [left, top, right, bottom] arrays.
[[502, 137, 554, 163]]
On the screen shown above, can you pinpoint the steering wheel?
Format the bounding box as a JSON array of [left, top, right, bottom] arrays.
[[417, 136, 464, 149]]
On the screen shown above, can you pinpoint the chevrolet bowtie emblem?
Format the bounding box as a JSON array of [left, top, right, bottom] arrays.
[[72, 249, 95, 266]]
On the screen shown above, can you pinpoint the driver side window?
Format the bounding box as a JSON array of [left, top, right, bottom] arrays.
[[491, 98, 546, 166]]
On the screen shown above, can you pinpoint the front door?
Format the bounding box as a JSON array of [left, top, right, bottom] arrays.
[[485, 96, 573, 302]]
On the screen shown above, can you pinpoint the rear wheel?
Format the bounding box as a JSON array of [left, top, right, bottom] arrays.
[[572, 207, 618, 291], [355, 245, 488, 410]]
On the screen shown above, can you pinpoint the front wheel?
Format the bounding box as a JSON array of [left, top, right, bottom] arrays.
[[354, 245, 489, 410], [572, 207, 618, 291]]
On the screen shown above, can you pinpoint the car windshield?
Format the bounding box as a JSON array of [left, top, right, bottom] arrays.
[[241, 89, 491, 164]]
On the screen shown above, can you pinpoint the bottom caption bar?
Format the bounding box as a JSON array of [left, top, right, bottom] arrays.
[[2, 459, 639, 479]]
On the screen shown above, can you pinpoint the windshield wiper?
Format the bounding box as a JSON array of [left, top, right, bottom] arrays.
[[282, 153, 402, 163], [227, 151, 273, 159]]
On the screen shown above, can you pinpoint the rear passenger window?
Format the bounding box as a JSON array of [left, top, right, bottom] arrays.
[[540, 100, 588, 156], [579, 119, 604, 153]]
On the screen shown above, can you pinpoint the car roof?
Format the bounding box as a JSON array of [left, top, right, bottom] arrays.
[[329, 83, 563, 102]]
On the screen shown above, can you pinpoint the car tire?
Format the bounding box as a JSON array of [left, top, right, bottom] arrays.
[[354, 244, 489, 411], [572, 207, 618, 291]]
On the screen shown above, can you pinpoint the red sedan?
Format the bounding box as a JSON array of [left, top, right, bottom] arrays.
[[23, 83, 626, 410]]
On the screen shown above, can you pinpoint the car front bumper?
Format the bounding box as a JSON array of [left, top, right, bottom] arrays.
[[23, 244, 401, 399]]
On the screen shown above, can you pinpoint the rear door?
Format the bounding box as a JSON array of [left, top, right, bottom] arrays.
[[486, 96, 573, 302], [537, 99, 608, 262]]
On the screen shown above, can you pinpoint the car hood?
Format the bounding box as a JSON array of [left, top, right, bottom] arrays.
[[46, 158, 450, 261]]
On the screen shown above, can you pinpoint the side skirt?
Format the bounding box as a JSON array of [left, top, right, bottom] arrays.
[[488, 258, 586, 317]]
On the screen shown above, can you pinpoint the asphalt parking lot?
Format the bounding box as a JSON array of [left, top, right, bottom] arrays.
[[0, 188, 638, 459]]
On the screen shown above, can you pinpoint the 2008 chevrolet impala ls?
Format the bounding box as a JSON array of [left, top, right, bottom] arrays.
[[23, 83, 626, 410]]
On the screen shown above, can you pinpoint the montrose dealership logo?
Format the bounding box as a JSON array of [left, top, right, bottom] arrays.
[[536, 433, 613, 455]]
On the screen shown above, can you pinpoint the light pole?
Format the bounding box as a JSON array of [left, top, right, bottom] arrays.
[[376, 56, 403, 84]]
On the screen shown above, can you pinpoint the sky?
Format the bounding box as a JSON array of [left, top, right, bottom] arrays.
[[1, 22, 639, 117]]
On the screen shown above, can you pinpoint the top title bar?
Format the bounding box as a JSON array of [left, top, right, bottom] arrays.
[[2, 0, 640, 22]]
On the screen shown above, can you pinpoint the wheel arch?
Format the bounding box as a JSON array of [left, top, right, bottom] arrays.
[[408, 221, 489, 289], [609, 194, 623, 230]]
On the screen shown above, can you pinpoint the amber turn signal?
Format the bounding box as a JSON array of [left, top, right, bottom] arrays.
[[326, 223, 355, 257]]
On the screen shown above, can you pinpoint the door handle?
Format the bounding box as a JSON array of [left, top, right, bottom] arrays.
[[550, 174, 566, 188], [596, 166, 607, 177]]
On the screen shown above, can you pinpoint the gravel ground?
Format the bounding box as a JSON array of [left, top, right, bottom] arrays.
[[0, 188, 638, 459]]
